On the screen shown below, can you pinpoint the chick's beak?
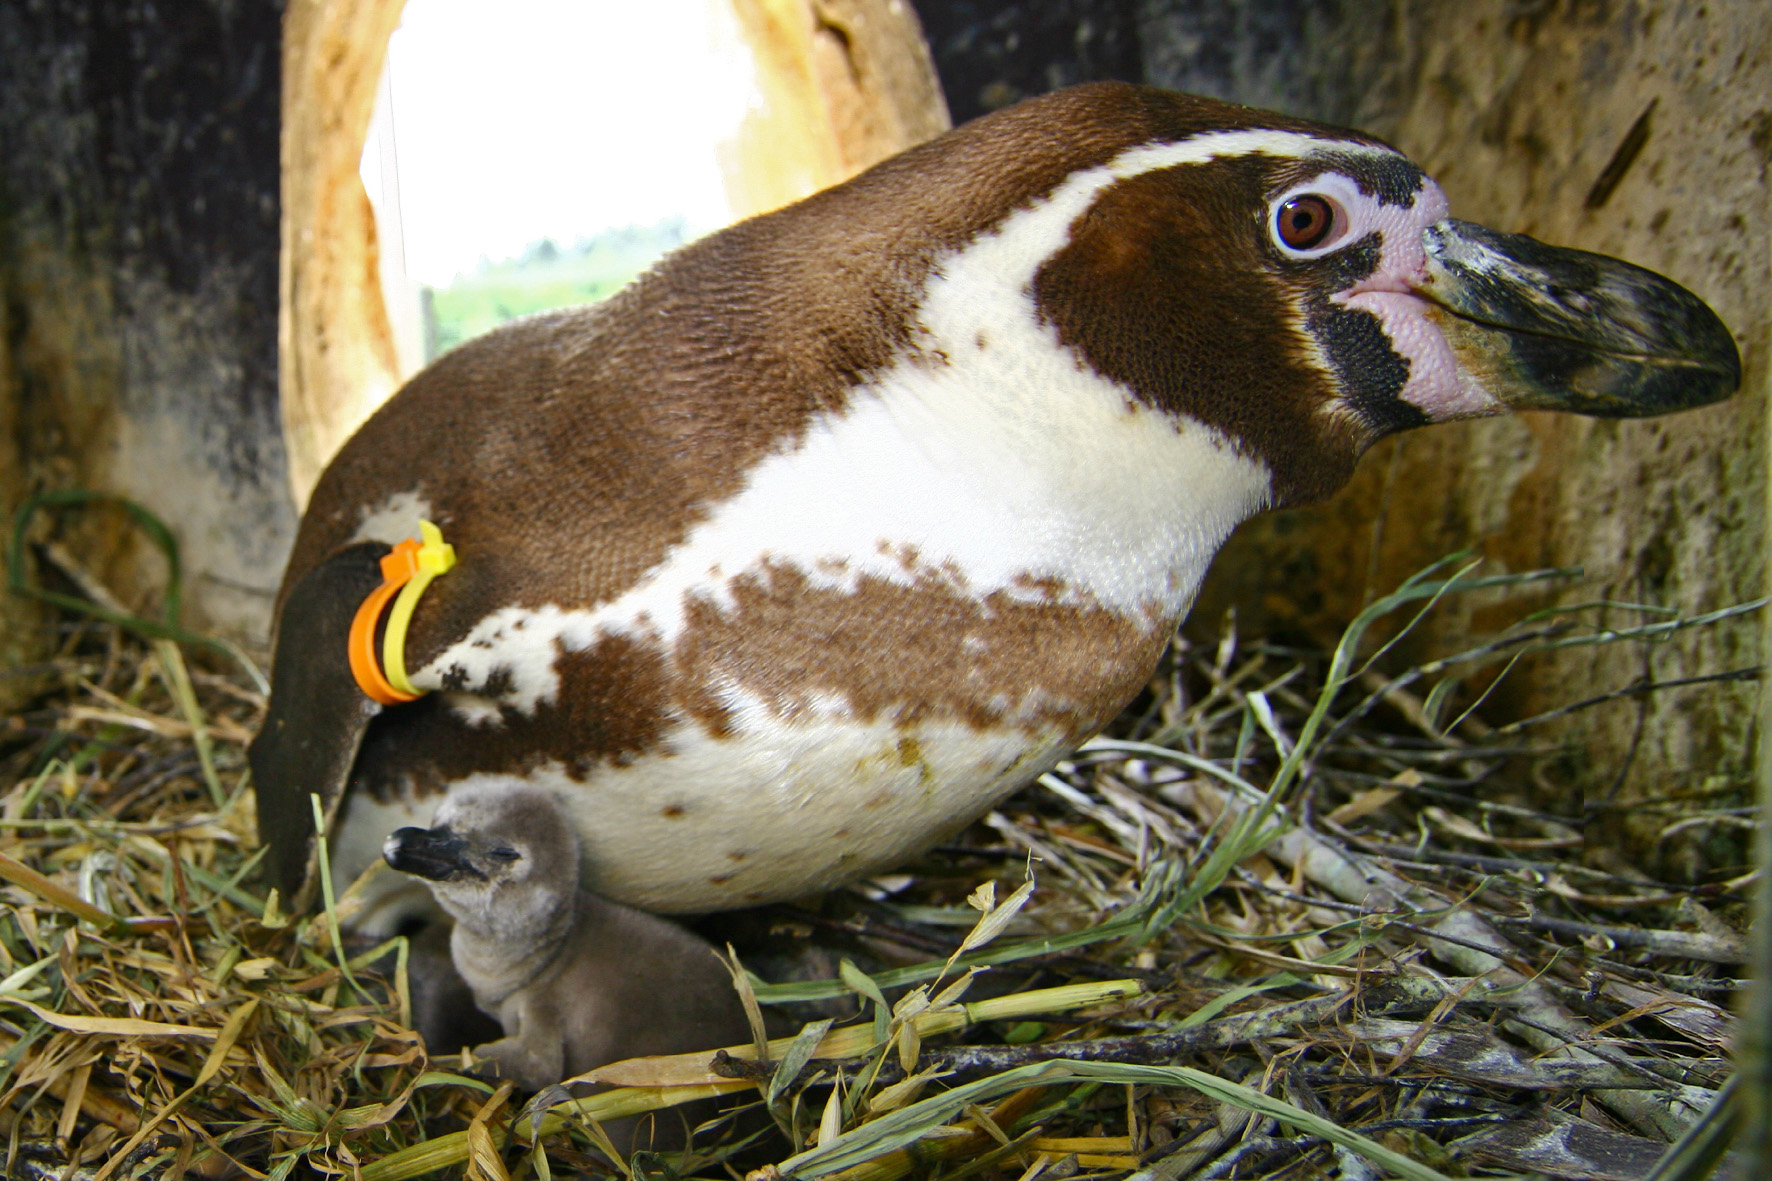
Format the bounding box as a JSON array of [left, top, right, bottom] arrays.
[[1417, 218, 1740, 416], [383, 826, 485, 882]]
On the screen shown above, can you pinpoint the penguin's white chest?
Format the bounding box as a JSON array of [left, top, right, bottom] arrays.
[[526, 711, 1074, 912]]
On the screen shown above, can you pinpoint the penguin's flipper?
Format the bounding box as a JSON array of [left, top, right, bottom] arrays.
[[248, 543, 389, 911]]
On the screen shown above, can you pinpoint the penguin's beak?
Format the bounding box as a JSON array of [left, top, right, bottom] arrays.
[[384, 826, 486, 882], [1417, 218, 1740, 416]]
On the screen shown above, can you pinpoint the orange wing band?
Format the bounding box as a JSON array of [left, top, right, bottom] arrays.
[[348, 539, 426, 706]]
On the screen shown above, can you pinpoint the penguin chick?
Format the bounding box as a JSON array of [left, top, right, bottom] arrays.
[[383, 783, 750, 1091]]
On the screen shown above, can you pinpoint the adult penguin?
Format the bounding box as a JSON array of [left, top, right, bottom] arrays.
[[250, 82, 1739, 939]]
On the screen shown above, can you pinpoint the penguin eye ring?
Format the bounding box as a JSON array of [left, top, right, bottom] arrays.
[[1275, 194, 1342, 252]]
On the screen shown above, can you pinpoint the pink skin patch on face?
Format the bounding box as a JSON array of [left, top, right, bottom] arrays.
[[1330, 180, 1504, 423]]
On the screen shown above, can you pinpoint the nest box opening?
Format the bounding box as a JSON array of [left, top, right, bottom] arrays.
[[279, 0, 950, 510]]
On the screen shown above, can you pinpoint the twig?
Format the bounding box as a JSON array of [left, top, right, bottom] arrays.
[[1490, 914, 1746, 965], [904, 985, 1432, 1077], [1490, 668, 1760, 737]]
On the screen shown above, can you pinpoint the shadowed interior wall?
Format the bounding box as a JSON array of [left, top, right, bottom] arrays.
[[912, 0, 1143, 122], [0, 0, 295, 665], [912, 0, 1768, 877]]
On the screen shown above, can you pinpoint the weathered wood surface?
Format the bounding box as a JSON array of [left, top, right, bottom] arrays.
[[279, 0, 408, 509], [721, 0, 953, 218], [0, 0, 294, 659]]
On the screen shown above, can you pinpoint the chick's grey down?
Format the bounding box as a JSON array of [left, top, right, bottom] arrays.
[[383, 784, 751, 1091]]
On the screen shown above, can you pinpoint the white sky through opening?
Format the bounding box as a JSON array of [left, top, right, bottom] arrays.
[[361, 0, 756, 289]]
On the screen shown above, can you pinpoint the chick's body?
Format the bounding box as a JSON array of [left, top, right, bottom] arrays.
[[385, 784, 750, 1091]]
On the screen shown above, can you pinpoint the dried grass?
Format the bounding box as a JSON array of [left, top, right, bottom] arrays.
[[0, 537, 1759, 1181]]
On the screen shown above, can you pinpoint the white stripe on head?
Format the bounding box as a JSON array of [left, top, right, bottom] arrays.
[[938, 128, 1401, 297]]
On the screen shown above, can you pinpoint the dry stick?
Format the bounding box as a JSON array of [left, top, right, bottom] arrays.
[[1491, 667, 1761, 738], [1495, 1011, 1704, 1090], [1167, 781, 1704, 1141], [931, 1127, 1048, 1181], [0, 850, 171, 937], [1348, 840, 1707, 892], [906, 983, 1441, 1078], [1190, 1133, 1313, 1179], [1129, 1100, 1262, 1181], [91, 998, 260, 1181], [1488, 914, 1746, 965]]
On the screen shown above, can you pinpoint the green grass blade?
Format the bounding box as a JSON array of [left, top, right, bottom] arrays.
[[776, 1060, 1457, 1181]]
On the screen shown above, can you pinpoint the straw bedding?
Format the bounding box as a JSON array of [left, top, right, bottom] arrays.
[[0, 539, 1755, 1181]]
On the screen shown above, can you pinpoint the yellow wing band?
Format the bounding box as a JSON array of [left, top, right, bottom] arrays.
[[382, 520, 457, 697], [348, 520, 457, 705]]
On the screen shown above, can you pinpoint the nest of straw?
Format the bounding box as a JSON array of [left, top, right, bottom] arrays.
[[0, 535, 1756, 1181]]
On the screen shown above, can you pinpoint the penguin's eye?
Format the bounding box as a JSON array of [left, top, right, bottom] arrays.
[[486, 846, 521, 863], [1274, 194, 1343, 252]]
